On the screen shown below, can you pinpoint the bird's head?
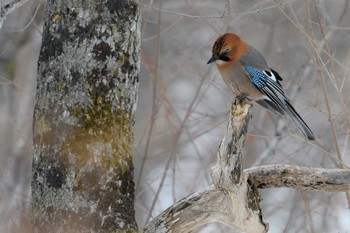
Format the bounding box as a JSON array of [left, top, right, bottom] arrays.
[[207, 33, 248, 66]]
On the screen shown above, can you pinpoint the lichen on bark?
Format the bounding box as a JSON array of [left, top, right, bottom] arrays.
[[31, 0, 140, 232]]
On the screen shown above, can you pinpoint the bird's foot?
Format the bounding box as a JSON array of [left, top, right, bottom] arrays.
[[235, 95, 250, 104]]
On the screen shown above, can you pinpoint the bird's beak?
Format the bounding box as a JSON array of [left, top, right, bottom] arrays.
[[207, 56, 216, 64]]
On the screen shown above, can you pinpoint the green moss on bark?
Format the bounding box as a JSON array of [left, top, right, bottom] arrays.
[[32, 0, 140, 231]]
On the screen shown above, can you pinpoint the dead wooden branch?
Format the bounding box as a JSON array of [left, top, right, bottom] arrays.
[[144, 99, 268, 233], [143, 98, 350, 233], [246, 165, 350, 192]]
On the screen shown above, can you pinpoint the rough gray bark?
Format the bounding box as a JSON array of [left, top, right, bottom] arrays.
[[144, 99, 268, 233], [31, 1, 140, 232]]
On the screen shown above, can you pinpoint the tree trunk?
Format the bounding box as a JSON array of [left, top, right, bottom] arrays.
[[31, 1, 140, 232]]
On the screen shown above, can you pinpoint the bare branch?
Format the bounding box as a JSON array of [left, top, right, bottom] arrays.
[[135, 0, 225, 19], [143, 90, 350, 231], [143, 184, 267, 233], [0, 0, 30, 29], [144, 99, 269, 233], [246, 165, 350, 192], [144, 163, 350, 232], [135, 0, 299, 19], [211, 98, 252, 188]]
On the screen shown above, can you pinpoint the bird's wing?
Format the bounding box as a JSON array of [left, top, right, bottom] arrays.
[[243, 65, 315, 140], [244, 65, 290, 108], [255, 99, 284, 116], [240, 46, 268, 68]]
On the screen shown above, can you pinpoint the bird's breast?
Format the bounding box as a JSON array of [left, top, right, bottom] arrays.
[[217, 64, 264, 100]]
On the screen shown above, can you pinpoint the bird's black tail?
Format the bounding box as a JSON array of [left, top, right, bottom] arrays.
[[284, 101, 315, 140]]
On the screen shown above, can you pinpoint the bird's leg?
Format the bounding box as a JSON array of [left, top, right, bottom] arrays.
[[235, 94, 250, 105]]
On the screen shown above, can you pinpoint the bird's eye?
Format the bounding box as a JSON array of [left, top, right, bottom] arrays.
[[219, 50, 230, 61], [219, 56, 230, 61]]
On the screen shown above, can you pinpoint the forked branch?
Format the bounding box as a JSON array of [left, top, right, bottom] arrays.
[[143, 98, 350, 233], [144, 98, 268, 233]]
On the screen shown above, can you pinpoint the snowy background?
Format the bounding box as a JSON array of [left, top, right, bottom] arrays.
[[1, 0, 350, 232]]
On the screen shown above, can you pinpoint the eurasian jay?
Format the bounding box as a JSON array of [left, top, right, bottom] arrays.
[[208, 33, 315, 140]]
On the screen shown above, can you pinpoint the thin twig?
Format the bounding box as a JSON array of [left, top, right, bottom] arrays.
[[0, 0, 30, 28], [300, 190, 316, 233], [305, 0, 350, 208], [136, 0, 225, 18], [2, 2, 42, 33], [136, 0, 298, 19], [143, 0, 164, 223], [271, 0, 346, 70]]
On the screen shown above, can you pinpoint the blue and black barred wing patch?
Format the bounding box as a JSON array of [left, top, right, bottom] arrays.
[[244, 66, 291, 113]]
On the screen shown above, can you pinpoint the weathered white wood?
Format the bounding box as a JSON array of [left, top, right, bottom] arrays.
[[144, 99, 268, 233], [246, 165, 350, 192], [144, 182, 267, 233], [144, 98, 350, 233]]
